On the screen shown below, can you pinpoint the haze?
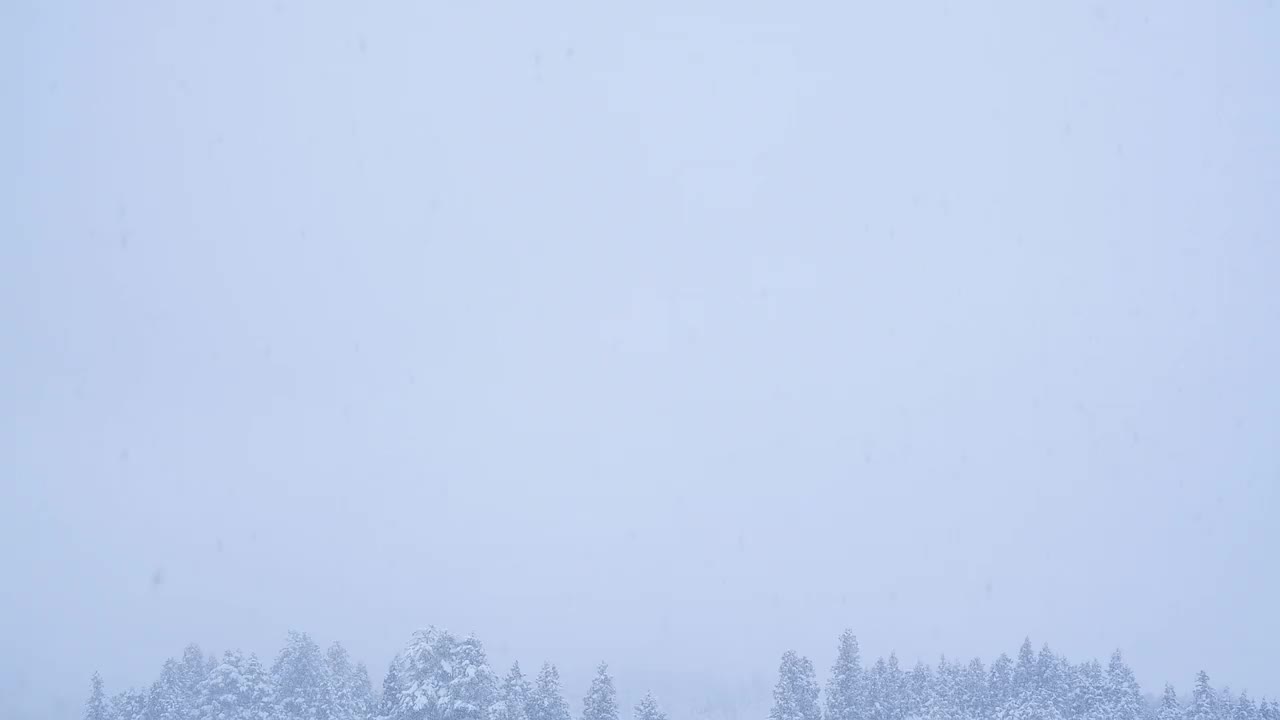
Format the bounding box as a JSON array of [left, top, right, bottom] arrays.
[[3, 2, 1278, 720]]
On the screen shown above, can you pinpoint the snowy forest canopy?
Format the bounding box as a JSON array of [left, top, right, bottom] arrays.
[[82, 629, 1277, 720]]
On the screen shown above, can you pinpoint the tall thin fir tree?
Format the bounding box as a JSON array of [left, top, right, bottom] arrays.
[[826, 631, 865, 720], [327, 642, 373, 720], [906, 662, 933, 719], [770, 651, 821, 720], [1104, 651, 1144, 720], [633, 694, 666, 720], [377, 658, 404, 720], [963, 658, 989, 720], [1159, 685, 1182, 720], [528, 663, 572, 720], [492, 663, 531, 720], [988, 654, 1014, 714], [583, 663, 619, 720], [85, 673, 111, 720], [1187, 672, 1218, 720]]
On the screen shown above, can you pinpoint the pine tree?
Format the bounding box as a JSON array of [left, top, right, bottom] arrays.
[[146, 659, 192, 720], [179, 645, 211, 703], [112, 689, 148, 720], [906, 662, 932, 719], [194, 651, 238, 720], [1236, 692, 1260, 720], [240, 654, 274, 720], [86, 673, 111, 720], [826, 631, 865, 720], [377, 659, 404, 720], [989, 654, 1013, 714], [583, 663, 618, 720], [963, 658, 989, 719], [868, 658, 889, 720], [328, 642, 373, 720], [444, 635, 498, 720], [770, 651, 821, 720], [528, 663, 571, 720], [1068, 661, 1104, 720], [1002, 641, 1062, 720], [196, 650, 252, 720], [1159, 686, 1181, 720], [1104, 651, 1144, 720], [883, 654, 906, 720], [492, 663, 531, 720], [1186, 672, 1217, 720], [273, 631, 335, 720], [394, 628, 454, 720], [633, 694, 666, 720]]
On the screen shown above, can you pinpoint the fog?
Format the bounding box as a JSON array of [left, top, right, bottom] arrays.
[[3, 2, 1278, 720]]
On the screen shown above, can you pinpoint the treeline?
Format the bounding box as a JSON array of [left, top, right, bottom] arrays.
[[81, 628, 1277, 720], [774, 631, 1275, 720]]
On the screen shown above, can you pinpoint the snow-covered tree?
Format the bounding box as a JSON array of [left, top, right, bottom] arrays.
[[1187, 672, 1218, 720], [582, 663, 618, 720], [195, 650, 248, 720], [445, 635, 498, 720], [1104, 651, 1144, 720], [1159, 686, 1182, 720], [86, 673, 111, 720], [383, 628, 498, 720], [180, 645, 212, 704], [633, 694, 666, 720], [1067, 660, 1105, 720], [826, 631, 865, 720], [492, 663, 531, 720], [193, 649, 273, 720], [988, 654, 1014, 713], [1235, 692, 1261, 720], [273, 631, 334, 720], [328, 642, 373, 720], [770, 651, 820, 720], [963, 658, 989, 719], [377, 659, 405, 720], [393, 628, 453, 720], [146, 659, 193, 720], [528, 663, 571, 720], [906, 662, 933, 719], [112, 689, 148, 720]]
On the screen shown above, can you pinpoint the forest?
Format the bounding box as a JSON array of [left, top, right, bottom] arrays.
[[82, 629, 1277, 720]]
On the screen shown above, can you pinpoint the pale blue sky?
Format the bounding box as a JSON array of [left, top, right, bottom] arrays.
[[3, 2, 1279, 719]]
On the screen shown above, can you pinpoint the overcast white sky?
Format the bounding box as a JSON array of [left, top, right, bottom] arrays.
[[4, 2, 1279, 719]]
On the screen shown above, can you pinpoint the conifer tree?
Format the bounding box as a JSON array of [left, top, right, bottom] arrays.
[[445, 635, 498, 720], [492, 663, 531, 720], [273, 631, 334, 720], [583, 663, 618, 720], [529, 663, 572, 720], [634, 694, 666, 720], [112, 689, 148, 720], [1186, 672, 1217, 720], [86, 673, 111, 720], [826, 631, 865, 720], [1159, 685, 1182, 720], [770, 651, 821, 720], [1104, 651, 1144, 720], [146, 659, 192, 720]]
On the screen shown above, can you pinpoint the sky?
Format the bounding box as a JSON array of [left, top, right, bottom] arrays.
[[3, 1, 1279, 719]]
